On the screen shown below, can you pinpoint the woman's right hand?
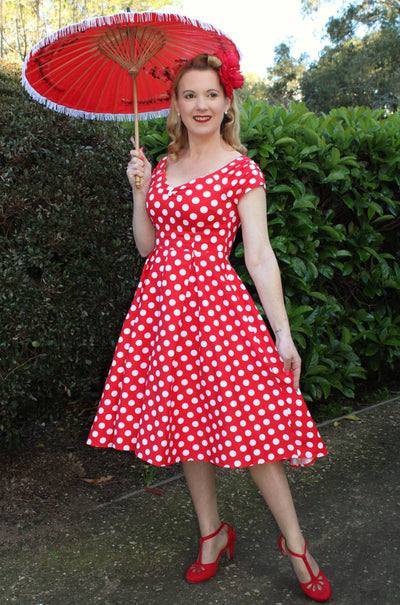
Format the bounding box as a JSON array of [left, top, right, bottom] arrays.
[[126, 144, 152, 194]]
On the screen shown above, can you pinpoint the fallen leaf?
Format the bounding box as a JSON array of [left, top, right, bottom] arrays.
[[343, 414, 361, 422], [81, 475, 114, 484], [333, 421, 340, 427], [144, 487, 164, 496]]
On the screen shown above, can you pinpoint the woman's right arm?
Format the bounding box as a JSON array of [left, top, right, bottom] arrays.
[[126, 148, 156, 257]]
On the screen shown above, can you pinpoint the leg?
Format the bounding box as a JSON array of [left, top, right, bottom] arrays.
[[249, 461, 320, 583], [182, 460, 229, 564]]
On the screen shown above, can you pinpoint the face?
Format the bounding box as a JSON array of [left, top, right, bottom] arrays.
[[174, 68, 231, 136]]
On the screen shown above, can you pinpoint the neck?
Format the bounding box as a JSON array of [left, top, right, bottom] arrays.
[[185, 132, 227, 160]]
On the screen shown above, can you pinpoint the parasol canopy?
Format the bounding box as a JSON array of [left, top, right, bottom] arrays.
[[21, 11, 241, 123]]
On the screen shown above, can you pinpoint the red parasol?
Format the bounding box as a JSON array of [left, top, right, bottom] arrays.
[[22, 10, 241, 176]]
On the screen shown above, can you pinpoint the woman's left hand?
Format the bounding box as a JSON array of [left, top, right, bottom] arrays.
[[275, 332, 302, 391]]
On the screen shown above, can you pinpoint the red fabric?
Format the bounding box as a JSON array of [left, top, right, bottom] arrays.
[[87, 156, 328, 468], [22, 12, 241, 119]]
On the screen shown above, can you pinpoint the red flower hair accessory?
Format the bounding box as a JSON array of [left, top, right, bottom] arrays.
[[215, 52, 244, 98]]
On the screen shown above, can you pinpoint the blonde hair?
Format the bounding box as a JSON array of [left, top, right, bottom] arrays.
[[167, 54, 246, 160]]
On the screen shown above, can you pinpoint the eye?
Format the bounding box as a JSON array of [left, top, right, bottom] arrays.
[[208, 92, 218, 98], [184, 92, 195, 99]]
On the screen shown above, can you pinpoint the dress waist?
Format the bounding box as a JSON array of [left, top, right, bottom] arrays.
[[154, 233, 229, 259]]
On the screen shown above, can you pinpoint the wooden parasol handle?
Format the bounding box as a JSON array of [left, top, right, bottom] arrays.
[[132, 77, 141, 189]]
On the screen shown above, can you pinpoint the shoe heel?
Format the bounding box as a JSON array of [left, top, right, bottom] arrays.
[[278, 534, 288, 557], [227, 525, 236, 560]]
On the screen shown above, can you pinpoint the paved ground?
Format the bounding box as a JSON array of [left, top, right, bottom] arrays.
[[1, 398, 399, 605]]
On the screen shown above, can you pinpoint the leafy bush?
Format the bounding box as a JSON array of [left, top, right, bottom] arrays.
[[1, 62, 399, 439], [0, 63, 144, 437], [237, 100, 400, 401]]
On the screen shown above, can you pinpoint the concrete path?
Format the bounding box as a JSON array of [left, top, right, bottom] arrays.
[[1, 398, 399, 604]]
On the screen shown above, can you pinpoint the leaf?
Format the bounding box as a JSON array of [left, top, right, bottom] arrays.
[[144, 487, 164, 496], [291, 257, 307, 277], [323, 169, 349, 183], [81, 475, 115, 484], [383, 337, 400, 346], [319, 225, 345, 241], [309, 291, 328, 302], [305, 364, 332, 376], [288, 305, 313, 317], [275, 137, 297, 146], [270, 183, 298, 197], [341, 327, 352, 345], [318, 264, 335, 279], [259, 142, 275, 157], [336, 250, 352, 257], [293, 198, 316, 209], [297, 161, 320, 173], [330, 147, 341, 166], [343, 414, 361, 422]]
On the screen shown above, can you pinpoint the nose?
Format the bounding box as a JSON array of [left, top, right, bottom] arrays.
[[195, 95, 208, 111]]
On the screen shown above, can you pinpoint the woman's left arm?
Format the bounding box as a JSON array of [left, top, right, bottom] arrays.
[[238, 186, 302, 390]]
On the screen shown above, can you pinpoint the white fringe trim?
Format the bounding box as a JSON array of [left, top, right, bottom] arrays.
[[20, 72, 170, 122], [22, 10, 239, 66]]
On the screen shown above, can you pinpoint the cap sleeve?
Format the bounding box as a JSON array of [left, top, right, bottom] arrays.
[[238, 158, 266, 200], [152, 155, 167, 176]]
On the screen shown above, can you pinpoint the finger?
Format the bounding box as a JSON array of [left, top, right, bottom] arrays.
[[127, 165, 143, 180], [129, 149, 147, 166], [292, 358, 301, 391], [283, 357, 291, 373], [129, 149, 141, 160], [127, 160, 145, 185], [128, 155, 145, 174]]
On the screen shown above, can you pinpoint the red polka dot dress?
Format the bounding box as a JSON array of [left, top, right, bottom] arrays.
[[87, 155, 327, 468]]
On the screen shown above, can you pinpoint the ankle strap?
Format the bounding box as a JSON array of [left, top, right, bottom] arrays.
[[200, 522, 225, 542], [285, 538, 307, 559]]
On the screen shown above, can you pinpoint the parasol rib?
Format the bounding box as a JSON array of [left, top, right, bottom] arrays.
[[96, 26, 166, 186]]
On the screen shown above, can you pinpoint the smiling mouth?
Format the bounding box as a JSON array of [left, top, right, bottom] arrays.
[[193, 115, 212, 122]]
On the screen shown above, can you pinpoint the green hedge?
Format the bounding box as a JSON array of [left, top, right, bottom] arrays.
[[0, 63, 144, 438], [1, 62, 399, 438], [239, 100, 400, 400]]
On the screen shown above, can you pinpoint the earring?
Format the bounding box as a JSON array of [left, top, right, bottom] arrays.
[[177, 112, 181, 116]]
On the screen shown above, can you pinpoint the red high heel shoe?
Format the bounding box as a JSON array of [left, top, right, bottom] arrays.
[[278, 535, 331, 602], [185, 522, 236, 583]]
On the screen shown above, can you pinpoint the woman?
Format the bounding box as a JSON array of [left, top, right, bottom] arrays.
[[87, 53, 331, 602]]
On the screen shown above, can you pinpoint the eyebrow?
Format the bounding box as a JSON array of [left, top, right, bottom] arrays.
[[182, 88, 220, 94]]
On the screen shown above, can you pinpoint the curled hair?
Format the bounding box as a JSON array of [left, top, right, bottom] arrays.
[[167, 54, 246, 160]]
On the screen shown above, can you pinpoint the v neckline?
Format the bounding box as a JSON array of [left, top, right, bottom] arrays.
[[163, 154, 245, 190]]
